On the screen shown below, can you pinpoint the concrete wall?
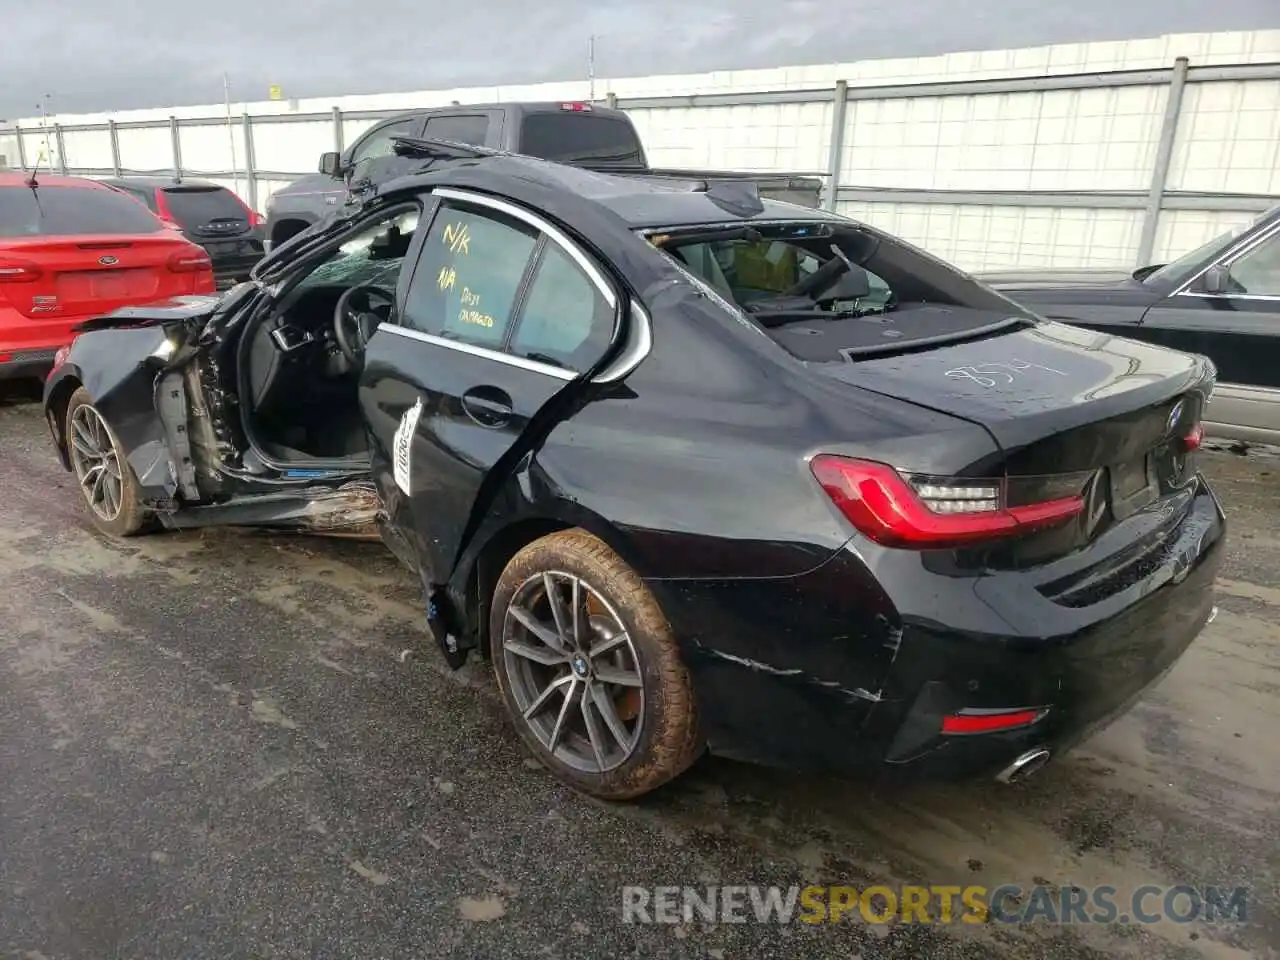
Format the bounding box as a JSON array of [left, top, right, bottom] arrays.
[[3, 28, 1278, 272]]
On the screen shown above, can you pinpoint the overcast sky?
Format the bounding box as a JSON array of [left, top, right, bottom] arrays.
[[5, 0, 1278, 119]]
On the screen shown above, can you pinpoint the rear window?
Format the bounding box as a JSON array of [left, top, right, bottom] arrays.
[[0, 184, 164, 237], [162, 187, 247, 227], [518, 113, 644, 168], [422, 114, 489, 145], [664, 224, 1035, 361]]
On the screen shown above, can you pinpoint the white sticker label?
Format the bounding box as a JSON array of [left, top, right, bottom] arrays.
[[392, 397, 424, 495]]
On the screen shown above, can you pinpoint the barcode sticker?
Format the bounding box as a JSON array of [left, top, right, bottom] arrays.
[[393, 397, 424, 495]]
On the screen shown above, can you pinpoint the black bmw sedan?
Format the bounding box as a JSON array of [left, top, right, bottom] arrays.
[[42, 144, 1224, 800]]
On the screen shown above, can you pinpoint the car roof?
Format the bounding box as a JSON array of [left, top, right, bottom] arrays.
[[101, 176, 227, 191], [0, 172, 113, 190], [381, 101, 632, 124], [390, 153, 835, 231]]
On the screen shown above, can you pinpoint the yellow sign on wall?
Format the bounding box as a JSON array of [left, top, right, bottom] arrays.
[[268, 84, 283, 101]]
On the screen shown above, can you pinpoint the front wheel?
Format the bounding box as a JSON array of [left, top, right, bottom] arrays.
[[64, 387, 149, 537], [489, 529, 704, 800]]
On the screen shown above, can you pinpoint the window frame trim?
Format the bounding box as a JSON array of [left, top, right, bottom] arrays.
[[380, 186, 651, 384]]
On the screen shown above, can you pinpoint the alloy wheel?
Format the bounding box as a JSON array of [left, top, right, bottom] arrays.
[[68, 404, 125, 523], [501, 570, 645, 774]]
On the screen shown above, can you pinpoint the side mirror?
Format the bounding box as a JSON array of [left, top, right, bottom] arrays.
[[318, 151, 343, 177], [1203, 264, 1231, 295]]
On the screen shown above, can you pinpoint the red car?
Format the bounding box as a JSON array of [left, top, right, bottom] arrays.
[[0, 172, 216, 381]]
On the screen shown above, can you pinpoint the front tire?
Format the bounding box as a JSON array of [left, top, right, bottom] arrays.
[[489, 529, 703, 800], [64, 387, 149, 537]]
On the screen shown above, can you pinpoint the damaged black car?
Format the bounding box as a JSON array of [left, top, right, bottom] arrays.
[[43, 142, 1225, 800]]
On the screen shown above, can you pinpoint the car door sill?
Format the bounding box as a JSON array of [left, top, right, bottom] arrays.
[[163, 481, 381, 534]]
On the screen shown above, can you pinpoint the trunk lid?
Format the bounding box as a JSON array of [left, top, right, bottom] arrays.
[[817, 320, 1213, 557], [0, 234, 208, 319], [831, 319, 1211, 465]]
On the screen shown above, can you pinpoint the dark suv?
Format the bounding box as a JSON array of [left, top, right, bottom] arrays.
[[102, 177, 266, 288]]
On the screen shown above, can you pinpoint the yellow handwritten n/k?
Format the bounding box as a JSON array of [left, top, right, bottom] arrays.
[[442, 221, 470, 255]]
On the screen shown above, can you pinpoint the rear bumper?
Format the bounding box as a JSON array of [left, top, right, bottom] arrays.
[[0, 347, 59, 381], [659, 478, 1225, 780]]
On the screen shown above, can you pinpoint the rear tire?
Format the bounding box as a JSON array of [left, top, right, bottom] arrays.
[[489, 529, 703, 800], [64, 387, 149, 538]]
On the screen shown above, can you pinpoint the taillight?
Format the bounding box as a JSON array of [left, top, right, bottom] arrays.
[[167, 249, 212, 273], [52, 344, 71, 371], [0, 257, 42, 282], [560, 101, 593, 112], [1183, 423, 1204, 452], [154, 190, 183, 230], [942, 708, 1047, 735], [809, 456, 1085, 549]]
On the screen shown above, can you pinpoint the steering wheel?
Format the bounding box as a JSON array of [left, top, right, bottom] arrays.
[[333, 284, 394, 365]]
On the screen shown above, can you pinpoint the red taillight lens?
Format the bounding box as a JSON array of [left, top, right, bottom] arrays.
[[1183, 423, 1204, 452], [942, 708, 1046, 735], [809, 456, 1085, 549], [0, 257, 42, 282], [167, 249, 212, 273], [52, 344, 71, 370], [153, 190, 184, 230], [560, 101, 592, 112]]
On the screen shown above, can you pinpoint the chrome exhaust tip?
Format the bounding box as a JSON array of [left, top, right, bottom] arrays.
[[996, 748, 1051, 784]]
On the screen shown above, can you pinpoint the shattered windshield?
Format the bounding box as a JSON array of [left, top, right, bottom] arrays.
[[297, 207, 420, 291]]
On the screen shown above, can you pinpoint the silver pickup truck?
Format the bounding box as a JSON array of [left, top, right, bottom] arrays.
[[264, 101, 824, 250]]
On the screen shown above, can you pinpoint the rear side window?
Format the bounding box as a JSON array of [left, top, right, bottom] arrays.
[[161, 187, 246, 226], [422, 114, 489, 145], [518, 113, 644, 167], [509, 245, 613, 369], [402, 204, 538, 347], [0, 184, 163, 237]]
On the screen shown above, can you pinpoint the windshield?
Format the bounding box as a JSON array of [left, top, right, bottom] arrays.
[[295, 207, 420, 291], [0, 183, 164, 237], [1145, 204, 1280, 288]]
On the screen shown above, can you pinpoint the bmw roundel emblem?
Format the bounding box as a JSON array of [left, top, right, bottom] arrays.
[[98, 255, 119, 266], [1167, 399, 1185, 436]]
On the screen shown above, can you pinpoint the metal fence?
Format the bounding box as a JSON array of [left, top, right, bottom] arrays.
[[3, 56, 1278, 269]]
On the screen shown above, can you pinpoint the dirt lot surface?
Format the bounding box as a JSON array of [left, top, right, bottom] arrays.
[[1, 384, 1276, 959]]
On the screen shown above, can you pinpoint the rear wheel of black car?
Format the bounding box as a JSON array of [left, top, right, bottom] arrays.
[[65, 387, 148, 538], [489, 529, 703, 800]]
